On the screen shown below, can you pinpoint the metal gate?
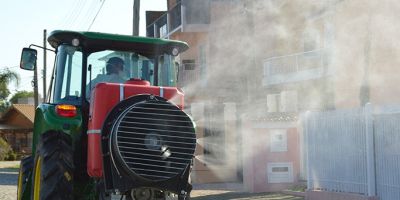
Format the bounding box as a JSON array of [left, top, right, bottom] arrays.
[[374, 113, 400, 200], [304, 105, 400, 200]]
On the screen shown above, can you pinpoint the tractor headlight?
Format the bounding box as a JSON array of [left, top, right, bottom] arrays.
[[72, 38, 80, 46], [171, 47, 179, 56]]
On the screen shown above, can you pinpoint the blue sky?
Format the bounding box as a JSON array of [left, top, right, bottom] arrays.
[[0, 0, 166, 94]]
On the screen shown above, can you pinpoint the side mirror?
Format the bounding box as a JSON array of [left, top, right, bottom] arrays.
[[20, 48, 37, 70]]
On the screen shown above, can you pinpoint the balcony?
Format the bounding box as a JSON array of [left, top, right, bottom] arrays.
[[262, 49, 331, 86], [146, 11, 167, 38], [146, 0, 210, 38]]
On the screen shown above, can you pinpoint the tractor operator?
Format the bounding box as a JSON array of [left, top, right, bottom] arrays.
[[86, 56, 127, 98]]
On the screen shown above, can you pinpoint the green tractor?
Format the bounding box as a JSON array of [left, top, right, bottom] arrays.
[[17, 30, 196, 200]]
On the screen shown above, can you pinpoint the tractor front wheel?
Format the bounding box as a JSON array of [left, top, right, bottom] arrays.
[[31, 131, 74, 200], [17, 156, 33, 200]]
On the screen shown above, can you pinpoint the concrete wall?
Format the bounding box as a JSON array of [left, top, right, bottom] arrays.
[[242, 120, 300, 192], [250, 0, 400, 109], [167, 0, 178, 9], [250, 0, 335, 110], [326, 0, 400, 107]]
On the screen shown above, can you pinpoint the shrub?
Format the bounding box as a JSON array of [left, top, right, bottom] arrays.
[[0, 137, 11, 161], [288, 183, 307, 192], [5, 150, 17, 161]]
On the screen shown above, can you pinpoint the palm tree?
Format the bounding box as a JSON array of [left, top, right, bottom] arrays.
[[0, 68, 20, 100], [0, 69, 20, 112]]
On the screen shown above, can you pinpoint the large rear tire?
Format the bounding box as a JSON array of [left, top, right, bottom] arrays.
[[17, 156, 33, 200], [31, 131, 74, 200]]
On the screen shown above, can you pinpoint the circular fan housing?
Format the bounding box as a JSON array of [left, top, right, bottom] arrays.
[[109, 95, 196, 182]]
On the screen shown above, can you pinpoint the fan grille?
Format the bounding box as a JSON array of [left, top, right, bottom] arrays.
[[112, 100, 196, 181]]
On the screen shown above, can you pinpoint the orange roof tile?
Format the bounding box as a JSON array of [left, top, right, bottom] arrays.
[[10, 104, 35, 123]]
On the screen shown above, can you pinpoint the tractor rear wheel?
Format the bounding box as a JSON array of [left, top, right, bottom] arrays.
[[17, 156, 33, 200], [31, 131, 74, 200]]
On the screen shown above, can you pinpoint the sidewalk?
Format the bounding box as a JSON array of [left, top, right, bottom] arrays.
[[0, 161, 20, 200], [191, 183, 304, 200]]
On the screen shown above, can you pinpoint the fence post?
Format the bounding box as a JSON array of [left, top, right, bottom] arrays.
[[304, 111, 312, 190], [365, 103, 376, 196]]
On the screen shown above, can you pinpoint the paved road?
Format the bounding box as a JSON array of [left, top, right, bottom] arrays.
[[0, 168, 18, 200], [0, 161, 303, 200]]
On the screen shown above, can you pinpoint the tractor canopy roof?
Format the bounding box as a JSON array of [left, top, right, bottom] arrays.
[[48, 30, 189, 56]]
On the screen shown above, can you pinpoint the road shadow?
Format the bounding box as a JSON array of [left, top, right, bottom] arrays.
[[0, 168, 18, 186], [191, 192, 304, 200]]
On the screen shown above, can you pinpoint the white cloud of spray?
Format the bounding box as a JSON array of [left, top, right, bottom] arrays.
[[175, 0, 400, 184]]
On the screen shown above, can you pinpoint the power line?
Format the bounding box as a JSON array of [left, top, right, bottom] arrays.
[[87, 0, 106, 31], [75, 0, 95, 30], [63, 1, 78, 26], [81, 0, 99, 30], [61, 0, 83, 29]]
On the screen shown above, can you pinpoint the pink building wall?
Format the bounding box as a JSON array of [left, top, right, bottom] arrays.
[[242, 120, 300, 193]]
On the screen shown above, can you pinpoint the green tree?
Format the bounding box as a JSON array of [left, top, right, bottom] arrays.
[[0, 69, 20, 99], [0, 68, 20, 113], [10, 90, 34, 104]]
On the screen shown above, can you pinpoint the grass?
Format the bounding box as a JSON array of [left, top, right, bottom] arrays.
[[6, 163, 20, 169], [0, 160, 21, 170], [287, 184, 307, 192], [0, 162, 20, 172]]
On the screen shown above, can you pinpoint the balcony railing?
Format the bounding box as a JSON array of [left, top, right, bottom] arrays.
[[146, 2, 180, 38], [263, 49, 330, 85], [146, 0, 210, 38], [170, 3, 182, 31]]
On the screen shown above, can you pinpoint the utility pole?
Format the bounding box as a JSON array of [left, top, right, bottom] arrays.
[[132, 0, 140, 36], [43, 29, 47, 102], [33, 57, 39, 108]]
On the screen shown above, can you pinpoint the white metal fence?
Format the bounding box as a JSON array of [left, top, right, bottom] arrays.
[[374, 112, 400, 200], [304, 104, 400, 200]]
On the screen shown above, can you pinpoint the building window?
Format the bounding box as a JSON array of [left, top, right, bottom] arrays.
[[27, 132, 33, 148], [270, 129, 287, 152], [182, 59, 196, 70], [267, 162, 294, 183], [20, 134, 28, 148], [272, 166, 289, 172]]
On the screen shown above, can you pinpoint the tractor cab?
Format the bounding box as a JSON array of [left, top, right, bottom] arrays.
[[18, 31, 195, 200], [21, 30, 187, 106]]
